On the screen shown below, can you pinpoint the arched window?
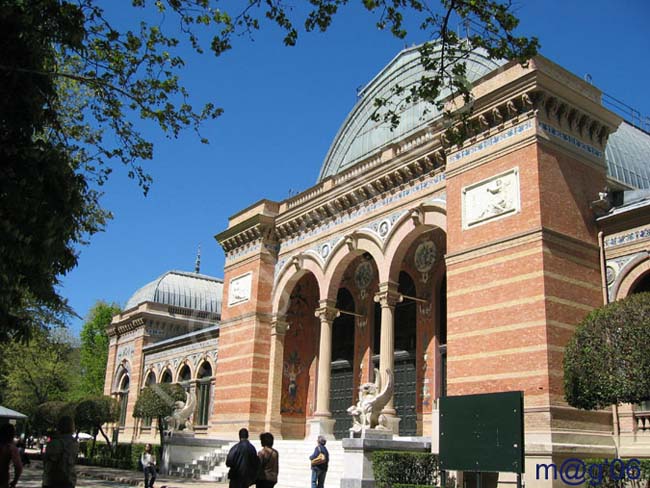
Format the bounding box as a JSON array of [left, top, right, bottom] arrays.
[[118, 374, 130, 427], [178, 364, 192, 392], [142, 371, 156, 428], [196, 362, 213, 427], [161, 369, 173, 384]]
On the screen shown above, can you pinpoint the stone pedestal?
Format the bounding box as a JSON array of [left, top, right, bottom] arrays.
[[307, 417, 336, 440], [340, 437, 431, 488]]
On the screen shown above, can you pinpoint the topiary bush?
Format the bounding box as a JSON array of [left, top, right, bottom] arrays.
[[372, 451, 440, 488]]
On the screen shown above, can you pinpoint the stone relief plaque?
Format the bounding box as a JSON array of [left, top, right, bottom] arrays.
[[462, 168, 520, 229], [228, 271, 253, 306]]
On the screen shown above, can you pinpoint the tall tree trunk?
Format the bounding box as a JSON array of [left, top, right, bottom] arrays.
[[98, 426, 113, 454]]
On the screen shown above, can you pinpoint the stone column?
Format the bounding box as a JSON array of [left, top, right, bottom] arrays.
[[308, 301, 338, 439], [374, 281, 401, 433], [265, 316, 289, 437]]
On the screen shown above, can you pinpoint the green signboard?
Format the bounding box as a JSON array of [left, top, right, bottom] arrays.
[[439, 391, 524, 474]]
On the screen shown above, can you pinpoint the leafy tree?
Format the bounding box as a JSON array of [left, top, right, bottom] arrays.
[[133, 383, 186, 453], [74, 301, 121, 399], [564, 292, 650, 411], [0, 0, 537, 341], [0, 328, 79, 416], [75, 396, 120, 456], [32, 400, 76, 435]]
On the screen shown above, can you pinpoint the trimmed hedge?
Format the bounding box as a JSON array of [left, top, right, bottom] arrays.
[[77, 442, 161, 471], [582, 458, 650, 488], [372, 451, 439, 488]]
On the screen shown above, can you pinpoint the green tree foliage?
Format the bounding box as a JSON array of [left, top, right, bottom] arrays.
[[0, 0, 537, 341], [74, 301, 121, 399], [75, 396, 120, 456], [133, 383, 185, 450], [32, 400, 76, 435], [0, 328, 79, 416], [564, 292, 650, 410]]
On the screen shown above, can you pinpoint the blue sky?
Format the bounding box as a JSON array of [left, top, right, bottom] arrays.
[[60, 0, 650, 334]]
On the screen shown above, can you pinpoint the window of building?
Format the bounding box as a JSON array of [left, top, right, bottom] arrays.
[[142, 371, 156, 428], [196, 362, 213, 427], [118, 374, 130, 427], [178, 364, 192, 392], [161, 369, 173, 383]]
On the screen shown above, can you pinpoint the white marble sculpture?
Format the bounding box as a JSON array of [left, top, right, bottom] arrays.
[[347, 368, 393, 433], [165, 390, 196, 433]]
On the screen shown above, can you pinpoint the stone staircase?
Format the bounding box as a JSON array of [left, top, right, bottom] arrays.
[[169, 439, 344, 487], [274, 440, 344, 488]]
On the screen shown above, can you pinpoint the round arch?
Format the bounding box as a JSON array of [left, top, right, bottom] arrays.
[[322, 232, 385, 300], [272, 255, 325, 316], [143, 369, 156, 388], [111, 360, 131, 393], [176, 361, 193, 383], [616, 257, 650, 300], [384, 204, 446, 283]]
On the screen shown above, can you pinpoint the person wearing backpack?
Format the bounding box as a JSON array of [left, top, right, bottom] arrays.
[[308, 436, 329, 488]]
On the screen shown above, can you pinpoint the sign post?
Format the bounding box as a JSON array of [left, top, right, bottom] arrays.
[[439, 391, 524, 488]]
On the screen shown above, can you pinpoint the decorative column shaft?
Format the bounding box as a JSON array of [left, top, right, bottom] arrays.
[[265, 316, 289, 435], [314, 303, 338, 417], [374, 282, 401, 419]]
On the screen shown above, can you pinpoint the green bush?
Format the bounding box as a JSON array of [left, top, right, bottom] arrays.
[[582, 458, 650, 487], [372, 451, 439, 488], [78, 442, 161, 470]]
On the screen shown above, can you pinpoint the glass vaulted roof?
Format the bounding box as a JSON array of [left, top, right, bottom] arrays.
[[318, 44, 650, 191], [606, 122, 650, 189], [318, 44, 505, 181], [125, 270, 223, 314]]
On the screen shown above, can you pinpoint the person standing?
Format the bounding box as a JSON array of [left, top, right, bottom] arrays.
[[42, 416, 79, 488], [0, 423, 22, 488], [309, 436, 329, 488], [256, 432, 278, 488], [226, 428, 260, 488], [140, 443, 157, 488]]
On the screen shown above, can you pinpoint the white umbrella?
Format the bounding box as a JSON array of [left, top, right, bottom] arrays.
[[76, 432, 93, 440]]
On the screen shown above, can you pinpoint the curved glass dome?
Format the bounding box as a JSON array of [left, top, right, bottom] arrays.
[[318, 43, 505, 181], [605, 122, 650, 189], [125, 270, 223, 314]]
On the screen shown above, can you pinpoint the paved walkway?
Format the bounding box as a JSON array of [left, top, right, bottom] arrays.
[[24, 461, 227, 488]]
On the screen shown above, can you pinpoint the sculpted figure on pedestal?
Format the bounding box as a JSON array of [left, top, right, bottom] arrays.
[[347, 368, 393, 433], [165, 390, 196, 433]]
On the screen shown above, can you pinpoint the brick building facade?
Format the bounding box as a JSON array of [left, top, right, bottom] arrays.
[[104, 45, 650, 486]]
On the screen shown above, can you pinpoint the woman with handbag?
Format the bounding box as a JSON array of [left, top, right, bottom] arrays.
[[308, 436, 329, 488]]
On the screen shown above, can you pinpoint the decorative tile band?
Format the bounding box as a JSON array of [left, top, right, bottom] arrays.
[[448, 120, 534, 164], [605, 226, 650, 248], [538, 121, 603, 158], [279, 172, 446, 252]]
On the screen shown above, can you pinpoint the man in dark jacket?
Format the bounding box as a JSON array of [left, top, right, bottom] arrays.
[[226, 428, 261, 488]]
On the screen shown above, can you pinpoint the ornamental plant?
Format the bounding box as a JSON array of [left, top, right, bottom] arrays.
[[564, 292, 650, 410], [133, 383, 185, 452]]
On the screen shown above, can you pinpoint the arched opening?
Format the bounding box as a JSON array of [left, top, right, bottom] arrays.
[[330, 287, 356, 439], [161, 369, 173, 384], [280, 272, 320, 439], [142, 371, 156, 427], [383, 227, 446, 436], [394, 271, 418, 435], [196, 362, 213, 427], [118, 374, 130, 427], [632, 273, 650, 294], [178, 364, 191, 391]]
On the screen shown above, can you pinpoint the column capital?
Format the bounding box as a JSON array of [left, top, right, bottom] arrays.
[[270, 316, 290, 336], [374, 281, 401, 308], [314, 299, 338, 323]]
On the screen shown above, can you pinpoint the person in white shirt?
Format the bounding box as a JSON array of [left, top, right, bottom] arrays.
[[140, 443, 157, 488]]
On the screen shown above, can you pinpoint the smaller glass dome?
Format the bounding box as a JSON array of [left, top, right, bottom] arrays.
[[125, 270, 223, 314]]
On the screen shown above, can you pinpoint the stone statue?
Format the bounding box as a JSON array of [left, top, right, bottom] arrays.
[[165, 390, 196, 433], [347, 368, 393, 434]]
